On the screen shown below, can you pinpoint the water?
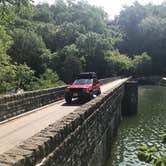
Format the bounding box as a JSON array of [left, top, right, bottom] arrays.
[[107, 85, 166, 166]]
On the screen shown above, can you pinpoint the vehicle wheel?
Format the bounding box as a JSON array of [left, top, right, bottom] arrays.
[[98, 89, 101, 95], [89, 92, 94, 100], [65, 96, 72, 103]]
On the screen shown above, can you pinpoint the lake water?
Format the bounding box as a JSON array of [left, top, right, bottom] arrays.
[[106, 85, 166, 166]]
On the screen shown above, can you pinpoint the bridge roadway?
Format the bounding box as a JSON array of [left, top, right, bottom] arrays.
[[0, 78, 127, 155]]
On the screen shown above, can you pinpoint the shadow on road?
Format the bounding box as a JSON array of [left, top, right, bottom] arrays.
[[62, 99, 89, 106]]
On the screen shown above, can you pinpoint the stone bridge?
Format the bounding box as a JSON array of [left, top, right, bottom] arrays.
[[0, 77, 138, 166]]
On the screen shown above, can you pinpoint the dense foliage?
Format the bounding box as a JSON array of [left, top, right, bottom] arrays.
[[137, 133, 166, 165], [2, 0, 165, 93], [114, 1, 166, 75]]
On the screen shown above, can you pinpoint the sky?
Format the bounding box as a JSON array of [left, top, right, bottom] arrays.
[[34, 0, 165, 19]]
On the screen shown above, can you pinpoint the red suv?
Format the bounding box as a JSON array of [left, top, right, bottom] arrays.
[[65, 72, 101, 103]]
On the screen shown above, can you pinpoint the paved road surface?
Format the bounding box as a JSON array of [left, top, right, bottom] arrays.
[[0, 78, 128, 154]]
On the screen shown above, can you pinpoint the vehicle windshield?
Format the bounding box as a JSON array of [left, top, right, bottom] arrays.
[[73, 79, 92, 85]]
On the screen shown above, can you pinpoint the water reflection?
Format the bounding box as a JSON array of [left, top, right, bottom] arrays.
[[107, 85, 166, 166]]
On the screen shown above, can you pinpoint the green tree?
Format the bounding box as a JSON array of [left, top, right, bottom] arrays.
[[0, 0, 32, 22], [54, 22, 83, 51], [1, 0, 162, 91], [35, 23, 57, 51], [0, 64, 16, 93], [0, 26, 13, 58], [106, 50, 133, 76], [114, 2, 166, 74], [0, 0, 32, 7], [76, 32, 112, 77], [50, 0, 69, 24], [8, 29, 52, 75], [69, 1, 107, 33], [36, 22, 83, 52], [116, 2, 147, 55], [32, 3, 53, 22], [15, 64, 35, 90], [52, 44, 82, 83], [0, 26, 14, 92], [0, 26, 34, 93], [139, 16, 166, 74], [28, 69, 64, 90], [50, 0, 107, 33], [62, 55, 82, 83], [133, 52, 151, 75]]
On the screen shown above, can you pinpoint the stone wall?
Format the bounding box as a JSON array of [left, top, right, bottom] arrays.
[[0, 86, 66, 122], [0, 81, 126, 166], [0, 77, 120, 122]]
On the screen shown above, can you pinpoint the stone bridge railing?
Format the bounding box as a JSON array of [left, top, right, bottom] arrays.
[[0, 77, 120, 122], [0, 77, 138, 166]]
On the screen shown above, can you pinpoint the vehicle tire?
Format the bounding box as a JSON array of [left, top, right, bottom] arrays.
[[65, 96, 72, 103], [89, 91, 94, 100], [98, 89, 101, 95]]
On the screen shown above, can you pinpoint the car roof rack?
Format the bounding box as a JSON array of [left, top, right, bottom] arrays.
[[76, 72, 97, 79]]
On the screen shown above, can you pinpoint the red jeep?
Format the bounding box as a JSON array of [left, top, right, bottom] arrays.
[[65, 72, 101, 103]]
